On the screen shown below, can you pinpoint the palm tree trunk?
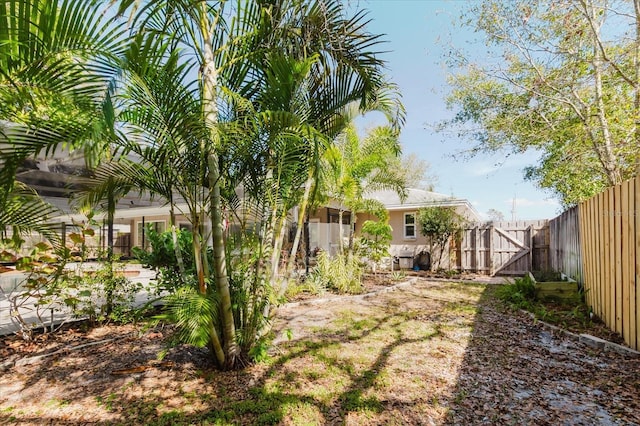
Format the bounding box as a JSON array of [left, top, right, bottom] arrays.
[[347, 211, 357, 254], [270, 210, 288, 279], [169, 200, 187, 280], [285, 173, 313, 277], [338, 208, 344, 254], [191, 212, 207, 294], [200, 3, 238, 368]]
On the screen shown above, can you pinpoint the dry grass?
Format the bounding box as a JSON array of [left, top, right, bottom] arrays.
[[1, 279, 638, 425]]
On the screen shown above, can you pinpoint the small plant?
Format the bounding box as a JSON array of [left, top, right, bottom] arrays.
[[305, 251, 363, 294], [391, 270, 405, 282], [359, 220, 392, 276], [496, 274, 537, 309]]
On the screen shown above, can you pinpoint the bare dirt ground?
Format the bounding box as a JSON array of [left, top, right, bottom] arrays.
[[0, 278, 638, 425]]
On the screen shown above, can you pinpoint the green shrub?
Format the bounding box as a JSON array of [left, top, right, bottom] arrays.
[[496, 274, 537, 308], [306, 251, 363, 294], [133, 226, 197, 293]]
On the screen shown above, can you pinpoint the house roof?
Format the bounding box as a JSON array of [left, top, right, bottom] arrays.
[[367, 188, 481, 221]]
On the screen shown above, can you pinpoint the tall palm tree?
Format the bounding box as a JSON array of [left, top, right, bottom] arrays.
[[1, 0, 401, 370], [112, 0, 397, 369]]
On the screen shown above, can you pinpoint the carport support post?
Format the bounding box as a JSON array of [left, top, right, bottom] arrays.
[[61, 223, 66, 249], [142, 216, 145, 250]]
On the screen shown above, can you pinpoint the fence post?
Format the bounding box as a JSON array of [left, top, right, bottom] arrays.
[[473, 226, 479, 273], [527, 225, 534, 271], [488, 224, 494, 276]]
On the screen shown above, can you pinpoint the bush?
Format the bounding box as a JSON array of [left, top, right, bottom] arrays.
[[306, 251, 363, 294], [416, 207, 465, 270], [359, 220, 392, 274], [133, 226, 197, 293], [496, 274, 537, 308]]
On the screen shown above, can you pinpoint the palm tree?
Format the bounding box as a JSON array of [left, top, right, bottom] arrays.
[[0, 1, 126, 251], [322, 123, 406, 255], [111, 0, 398, 369], [1, 0, 400, 370]]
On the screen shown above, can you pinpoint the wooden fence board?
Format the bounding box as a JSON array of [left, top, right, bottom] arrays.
[[571, 175, 640, 350], [629, 179, 637, 350], [615, 184, 623, 334], [636, 177, 640, 350], [622, 180, 630, 343], [599, 190, 606, 320], [609, 187, 616, 329]]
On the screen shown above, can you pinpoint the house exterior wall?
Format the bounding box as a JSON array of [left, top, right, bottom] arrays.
[[308, 207, 350, 256], [356, 204, 476, 270]]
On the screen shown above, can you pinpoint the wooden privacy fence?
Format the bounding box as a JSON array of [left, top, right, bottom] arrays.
[[549, 207, 582, 283], [458, 220, 550, 276], [578, 176, 639, 351]]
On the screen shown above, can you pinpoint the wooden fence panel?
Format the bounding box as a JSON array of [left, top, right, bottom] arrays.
[[549, 206, 582, 283], [460, 220, 549, 276], [578, 175, 640, 350]]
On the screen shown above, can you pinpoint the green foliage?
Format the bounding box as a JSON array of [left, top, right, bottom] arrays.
[[285, 278, 326, 299], [157, 286, 219, 349], [417, 207, 464, 244], [1, 219, 144, 339], [133, 226, 196, 293], [306, 251, 363, 294], [417, 207, 465, 270], [359, 220, 392, 273], [391, 270, 406, 282], [0, 0, 401, 370], [440, 0, 640, 206], [226, 233, 273, 359], [496, 274, 537, 308]]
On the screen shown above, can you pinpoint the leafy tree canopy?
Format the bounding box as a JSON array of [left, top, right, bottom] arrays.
[[438, 0, 640, 206], [417, 206, 465, 247]]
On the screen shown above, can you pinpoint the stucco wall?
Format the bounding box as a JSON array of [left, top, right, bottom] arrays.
[[356, 205, 474, 270]]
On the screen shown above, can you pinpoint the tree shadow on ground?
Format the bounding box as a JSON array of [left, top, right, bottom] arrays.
[[445, 285, 640, 425], [5, 279, 635, 425], [1, 280, 476, 425]]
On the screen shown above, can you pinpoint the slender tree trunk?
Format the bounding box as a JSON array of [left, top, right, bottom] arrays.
[[169, 200, 187, 280], [338, 208, 344, 254], [347, 211, 357, 253], [200, 2, 238, 369], [191, 212, 207, 294], [105, 182, 115, 316], [589, 5, 621, 185], [270, 211, 288, 279], [285, 173, 313, 277]]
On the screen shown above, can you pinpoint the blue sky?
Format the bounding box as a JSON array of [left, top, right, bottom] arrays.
[[356, 0, 563, 220]]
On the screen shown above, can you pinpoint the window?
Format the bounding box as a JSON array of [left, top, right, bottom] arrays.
[[404, 213, 416, 239], [137, 220, 166, 249]]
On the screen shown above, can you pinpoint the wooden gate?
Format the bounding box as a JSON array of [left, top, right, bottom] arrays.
[[459, 220, 550, 276]]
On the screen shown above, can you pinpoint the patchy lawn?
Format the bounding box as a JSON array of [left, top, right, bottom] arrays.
[[0, 279, 638, 425]]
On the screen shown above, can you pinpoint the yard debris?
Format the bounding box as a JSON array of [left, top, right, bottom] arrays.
[[0, 279, 638, 425]]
